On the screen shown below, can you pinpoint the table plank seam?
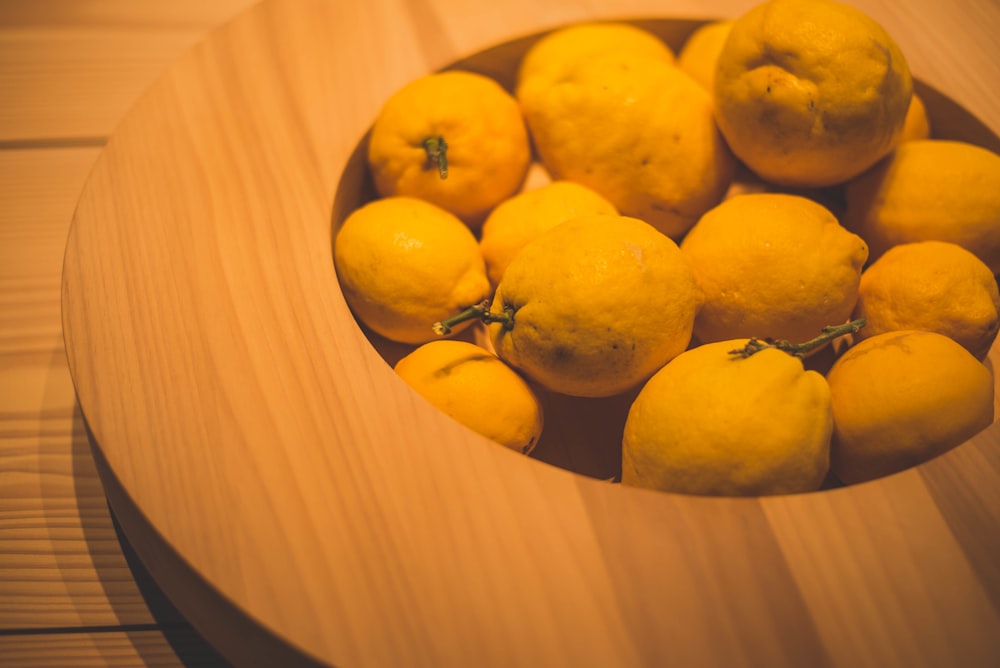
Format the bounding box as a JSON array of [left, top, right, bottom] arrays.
[[0, 137, 107, 151], [0, 622, 185, 637]]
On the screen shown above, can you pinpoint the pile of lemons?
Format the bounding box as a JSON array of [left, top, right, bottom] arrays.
[[334, 0, 1000, 495]]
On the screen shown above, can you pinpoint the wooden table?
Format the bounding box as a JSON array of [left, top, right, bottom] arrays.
[[3, 1, 1000, 666], [1, 2, 257, 665]]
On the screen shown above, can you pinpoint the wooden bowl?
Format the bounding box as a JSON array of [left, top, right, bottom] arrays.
[[61, 1, 1000, 665]]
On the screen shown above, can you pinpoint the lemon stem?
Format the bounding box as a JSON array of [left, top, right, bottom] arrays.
[[729, 317, 867, 359], [433, 299, 513, 336], [423, 136, 449, 179]]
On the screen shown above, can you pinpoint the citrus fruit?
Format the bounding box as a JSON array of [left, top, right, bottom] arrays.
[[853, 241, 1000, 359], [367, 70, 531, 229], [334, 196, 490, 344], [515, 21, 674, 105], [479, 180, 618, 286], [394, 340, 543, 454], [843, 139, 1000, 273], [481, 214, 702, 398], [622, 339, 832, 496], [827, 330, 994, 484], [679, 193, 868, 346], [714, 0, 913, 187], [676, 20, 733, 92], [519, 49, 735, 239]]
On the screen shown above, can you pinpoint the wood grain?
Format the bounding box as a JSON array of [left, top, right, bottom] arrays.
[[0, 628, 226, 668], [0, 0, 256, 661], [0, 0, 258, 143], [0, 172, 198, 657], [0, 148, 154, 631], [0, 0, 257, 28], [57, 0, 1000, 666], [1, 149, 99, 354]]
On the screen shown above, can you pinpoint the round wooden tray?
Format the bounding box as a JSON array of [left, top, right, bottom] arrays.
[[61, 0, 1000, 665]]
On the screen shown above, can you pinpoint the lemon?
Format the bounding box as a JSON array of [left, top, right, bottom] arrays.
[[486, 214, 702, 398], [394, 340, 543, 454], [853, 241, 1000, 360], [843, 139, 1000, 273], [515, 22, 674, 105], [334, 196, 490, 344], [827, 330, 994, 484], [367, 70, 531, 229], [714, 0, 912, 187], [519, 49, 735, 239], [680, 193, 868, 346], [676, 20, 734, 92], [479, 180, 618, 286], [622, 339, 832, 496]]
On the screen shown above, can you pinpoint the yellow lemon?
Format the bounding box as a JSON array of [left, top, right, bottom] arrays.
[[515, 22, 674, 105], [367, 70, 531, 229], [843, 139, 1000, 273], [394, 340, 543, 454], [900, 92, 932, 143], [334, 196, 490, 344], [485, 214, 702, 398], [520, 49, 735, 239], [680, 193, 868, 346], [676, 20, 734, 92], [853, 241, 1000, 360], [622, 339, 832, 496], [714, 0, 912, 187], [479, 180, 618, 286], [827, 330, 994, 484]]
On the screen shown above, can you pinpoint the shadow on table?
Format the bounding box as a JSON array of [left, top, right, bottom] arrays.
[[110, 503, 233, 667], [70, 400, 231, 667]]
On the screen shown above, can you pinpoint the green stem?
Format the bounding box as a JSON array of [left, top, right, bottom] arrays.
[[423, 136, 449, 179], [729, 317, 867, 359], [432, 299, 514, 336]]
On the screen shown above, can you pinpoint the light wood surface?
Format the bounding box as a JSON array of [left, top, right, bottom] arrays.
[[4, 0, 998, 666], [1, 1, 256, 665], [56, 0, 1000, 667], [0, 629, 225, 668]]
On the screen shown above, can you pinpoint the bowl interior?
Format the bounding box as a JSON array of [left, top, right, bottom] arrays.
[[330, 18, 1000, 487]]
